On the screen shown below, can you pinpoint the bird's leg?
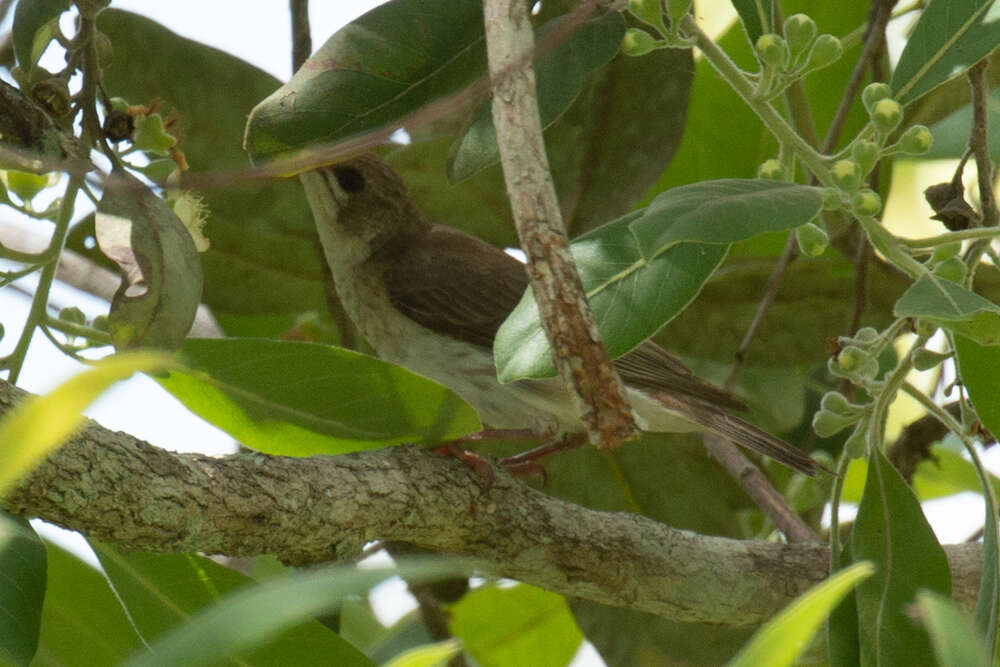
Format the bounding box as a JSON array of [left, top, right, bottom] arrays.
[[498, 433, 587, 476], [436, 429, 578, 483]]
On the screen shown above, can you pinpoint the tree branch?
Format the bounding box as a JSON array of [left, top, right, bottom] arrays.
[[0, 379, 986, 626]]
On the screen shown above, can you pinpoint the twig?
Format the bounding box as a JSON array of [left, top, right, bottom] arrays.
[[482, 0, 638, 447], [968, 60, 998, 229], [289, 0, 312, 73]]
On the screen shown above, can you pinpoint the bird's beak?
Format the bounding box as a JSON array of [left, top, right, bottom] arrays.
[[300, 168, 345, 223]]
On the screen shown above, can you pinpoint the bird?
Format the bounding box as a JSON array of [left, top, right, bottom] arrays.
[[299, 154, 821, 476]]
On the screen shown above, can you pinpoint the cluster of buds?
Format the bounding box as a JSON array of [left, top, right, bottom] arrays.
[[622, 0, 694, 55]]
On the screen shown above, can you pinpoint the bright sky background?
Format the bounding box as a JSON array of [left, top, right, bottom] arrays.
[[1, 3, 997, 665]]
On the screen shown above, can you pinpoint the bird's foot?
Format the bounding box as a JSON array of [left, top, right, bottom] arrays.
[[435, 443, 495, 485], [497, 433, 587, 474], [437, 431, 586, 485]]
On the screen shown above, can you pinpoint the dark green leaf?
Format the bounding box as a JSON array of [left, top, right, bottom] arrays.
[[914, 590, 989, 667], [893, 274, 1000, 345], [93, 543, 375, 667], [116, 558, 469, 667], [827, 547, 862, 667], [925, 85, 1000, 161], [34, 542, 143, 666], [850, 448, 951, 664], [245, 0, 486, 160], [448, 584, 582, 667], [891, 0, 1000, 105], [0, 514, 45, 666], [95, 168, 203, 350], [730, 0, 773, 45], [447, 11, 625, 181], [628, 179, 823, 259], [12, 0, 69, 70], [495, 210, 726, 381], [158, 338, 480, 455]]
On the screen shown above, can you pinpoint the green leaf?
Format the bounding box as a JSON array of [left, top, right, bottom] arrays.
[[96, 168, 203, 350], [157, 338, 480, 455], [730, 0, 773, 45], [0, 351, 171, 495], [34, 542, 143, 666], [245, 0, 486, 161], [956, 335, 1000, 436], [12, 0, 70, 70], [382, 640, 462, 667], [0, 514, 45, 666], [628, 179, 823, 259], [495, 210, 726, 381], [925, 85, 1000, 161], [92, 543, 374, 667], [729, 562, 874, 667], [891, 0, 1000, 105], [893, 274, 1000, 345], [449, 584, 583, 667], [914, 590, 990, 667], [447, 11, 625, 181], [850, 447, 951, 665], [118, 559, 469, 667]]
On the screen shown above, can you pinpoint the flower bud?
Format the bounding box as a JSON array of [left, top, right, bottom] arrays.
[[92, 314, 109, 332], [757, 158, 785, 180], [932, 256, 967, 283], [622, 28, 659, 56], [796, 222, 829, 257], [851, 140, 880, 176], [784, 14, 817, 57], [58, 306, 86, 326], [899, 125, 933, 155], [930, 242, 962, 263], [862, 83, 892, 113], [851, 189, 882, 217], [831, 160, 862, 191], [756, 33, 789, 69], [807, 34, 842, 70], [871, 98, 902, 134], [812, 409, 855, 438], [852, 327, 880, 345], [821, 391, 863, 417], [822, 187, 843, 210]]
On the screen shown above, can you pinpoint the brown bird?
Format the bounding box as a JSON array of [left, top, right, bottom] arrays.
[[300, 154, 821, 476]]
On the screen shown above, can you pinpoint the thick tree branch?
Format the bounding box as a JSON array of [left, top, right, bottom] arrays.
[[0, 379, 985, 626]]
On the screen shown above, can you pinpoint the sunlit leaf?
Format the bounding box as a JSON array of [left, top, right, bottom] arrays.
[[893, 274, 1000, 345], [382, 640, 462, 667]]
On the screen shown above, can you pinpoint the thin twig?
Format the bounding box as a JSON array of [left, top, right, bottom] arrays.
[[289, 0, 312, 73], [968, 60, 998, 229]]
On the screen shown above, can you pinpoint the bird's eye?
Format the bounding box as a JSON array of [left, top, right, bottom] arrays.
[[332, 166, 365, 194]]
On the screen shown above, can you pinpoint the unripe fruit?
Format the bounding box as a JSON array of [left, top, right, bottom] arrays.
[[757, 159, 785, 180], [784, 14, 817, 57], [932, 256, 967, 283], [871, 98, 902, 134], [756, 33, 789, 69], [851, 189, 882, 216], [622, 28, 659, 56], [832, 160, 862, 191], [851, 140, 880, 175], [862, 83, 892, 112], [899, 125, 933, 155], [796, 222, 829, 257], [807, 34, 842, 69]]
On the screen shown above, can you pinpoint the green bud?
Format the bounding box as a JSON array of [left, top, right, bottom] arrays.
[[92, 314, 109, 332], [851, 189, 882, 217], [796, 222, 829, 257], [822, 187, 843, 210], [756, 33, 789, 69], [58, 306, 87, 326], [932, 256, 967, 283], [831, 160, 862, 191], [628, 0, 664, 30], [622, 28, 659, 56], [915, 319, 939, 339], [861, 83, 892, 112], [836, 345, 867, 371], [899, 125, 933, 155], [820, 391, 863, 417], [912, 348, 952, 371], [930, 242, 962, 263], [807, 34, 842, 70], [812, 409, 855, 438], [830, 345, 879, 380], [3, 170, 55, 202], [109, 97, 129, 112], [757, 158, 785, 180], [666, 0, 692, 26], [844, 419, 869, 458], [871, 98, 902, 134], [132, 114, 177, 156], [784, 14, 818, 57], [851, 140, 880, 175], [852, 327, 880, 345]]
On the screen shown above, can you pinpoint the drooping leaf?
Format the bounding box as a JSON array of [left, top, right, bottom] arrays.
[[628, 179, 823, 259], [914, 590, 989, 667], [495, 209, 727, 382], [96, 168, 203, 350], [11, 0, 70, 70], [0, 351, 171, 496], [0, 514, 45, 667], [157, 338, 480, 455], [893, 274, 1000, 345], [891, 0, 1000, 105], [117, 559, 469, 667], [447, 11, 625, 181], [730, 562, 874, 667], [730, 0, 773, 45], [92, 543, 372, 667], [35, 541, 143, 666], [850, 448, 951, 665], [448, 584, 583, 667]]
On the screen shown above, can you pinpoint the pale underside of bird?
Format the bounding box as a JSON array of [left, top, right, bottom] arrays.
[[300, 156, 821, 476]]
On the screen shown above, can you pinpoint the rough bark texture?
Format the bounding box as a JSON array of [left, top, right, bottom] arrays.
[[483, 0, 638, 447], [0, 379, 985, 626]]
